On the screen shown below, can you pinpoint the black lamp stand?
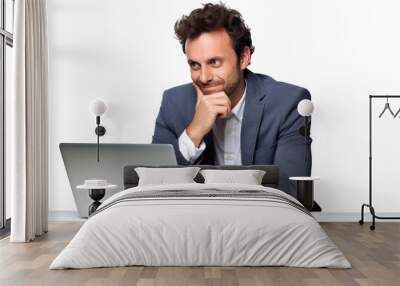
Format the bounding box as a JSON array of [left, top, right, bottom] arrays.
[[94, 115, 106, 162]]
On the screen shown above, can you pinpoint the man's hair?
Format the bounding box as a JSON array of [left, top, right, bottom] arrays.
[[174, 2, 255, 59]]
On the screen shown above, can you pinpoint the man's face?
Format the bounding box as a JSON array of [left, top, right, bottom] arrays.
[[185, 29, 244, 97]]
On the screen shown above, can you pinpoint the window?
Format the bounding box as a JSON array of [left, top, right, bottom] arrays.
[[0, 0, 14, 233]]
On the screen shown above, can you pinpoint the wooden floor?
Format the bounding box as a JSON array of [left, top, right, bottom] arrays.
[[0, 222, 399, 286]]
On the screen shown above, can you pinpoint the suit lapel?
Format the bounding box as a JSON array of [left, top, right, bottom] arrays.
[[241, 70, 267, 165]]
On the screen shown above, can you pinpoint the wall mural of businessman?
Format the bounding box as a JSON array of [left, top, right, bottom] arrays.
[[152, 3, 312, 197]]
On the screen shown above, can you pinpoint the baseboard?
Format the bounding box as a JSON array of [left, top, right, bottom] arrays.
[[48, 211, 86, 222], [48, 210, 400, 222], [312, 212, 400, 222]]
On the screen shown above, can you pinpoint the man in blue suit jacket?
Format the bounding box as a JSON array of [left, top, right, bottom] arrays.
[[152, 3, 312, 197]]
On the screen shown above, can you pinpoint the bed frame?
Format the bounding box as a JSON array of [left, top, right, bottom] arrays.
[[123, 165, 279, 189]]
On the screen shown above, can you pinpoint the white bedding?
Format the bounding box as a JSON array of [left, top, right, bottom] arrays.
[[50, 183, 351, 269]]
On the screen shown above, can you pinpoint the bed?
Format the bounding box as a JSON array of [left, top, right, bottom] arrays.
[[50, 165, 350, 269]]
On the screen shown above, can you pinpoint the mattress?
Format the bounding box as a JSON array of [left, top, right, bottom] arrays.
[[50, 183, 351, 269]]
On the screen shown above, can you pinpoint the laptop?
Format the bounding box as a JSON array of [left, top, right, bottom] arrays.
[[60, 143, 177, 217]]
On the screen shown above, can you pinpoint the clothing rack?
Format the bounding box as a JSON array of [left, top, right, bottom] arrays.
[[359, 95, 400, 230]]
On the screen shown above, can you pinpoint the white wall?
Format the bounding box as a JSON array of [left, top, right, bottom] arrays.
[[48, 0, 400, 214]]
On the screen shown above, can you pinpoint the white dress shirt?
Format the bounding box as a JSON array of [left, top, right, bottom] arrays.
[[178, 83, 247, 165]]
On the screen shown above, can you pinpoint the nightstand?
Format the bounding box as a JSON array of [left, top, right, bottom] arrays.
[[289, 176, 321, 211], [77, 180, 117, 216]]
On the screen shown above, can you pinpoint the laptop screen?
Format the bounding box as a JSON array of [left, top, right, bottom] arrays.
[[60, 143, 177, 217]]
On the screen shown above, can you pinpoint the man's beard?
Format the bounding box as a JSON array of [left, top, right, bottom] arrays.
[[224, 74, 241, 98], [196, 69, 242, 97]]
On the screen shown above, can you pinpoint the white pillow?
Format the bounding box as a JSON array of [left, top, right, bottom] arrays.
[[200, 169, 266, 185], [135, 167, 201, 186]]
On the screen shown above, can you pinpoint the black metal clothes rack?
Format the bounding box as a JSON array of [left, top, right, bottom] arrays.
[[359, 95, 400, 230]]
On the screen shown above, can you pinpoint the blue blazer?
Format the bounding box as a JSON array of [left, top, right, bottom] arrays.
[[152, 69, 312, 197]]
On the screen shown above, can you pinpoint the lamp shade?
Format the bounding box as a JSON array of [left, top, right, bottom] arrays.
[[89, 98, 107, 116], [297, 99, 314, 116]]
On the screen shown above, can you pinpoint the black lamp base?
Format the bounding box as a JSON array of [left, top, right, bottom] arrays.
[[88, 188, 105, 215], [297, 180, 314, 210], [311, 201, 321, 212], [95, 126, 106, 136], [295, 180, 322, 212]]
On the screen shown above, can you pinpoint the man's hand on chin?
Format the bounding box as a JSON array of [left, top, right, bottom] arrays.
[[186, 83, 232, 147]]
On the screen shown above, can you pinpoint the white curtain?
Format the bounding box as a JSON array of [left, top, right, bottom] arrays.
[[10, 0, 48, 242]]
